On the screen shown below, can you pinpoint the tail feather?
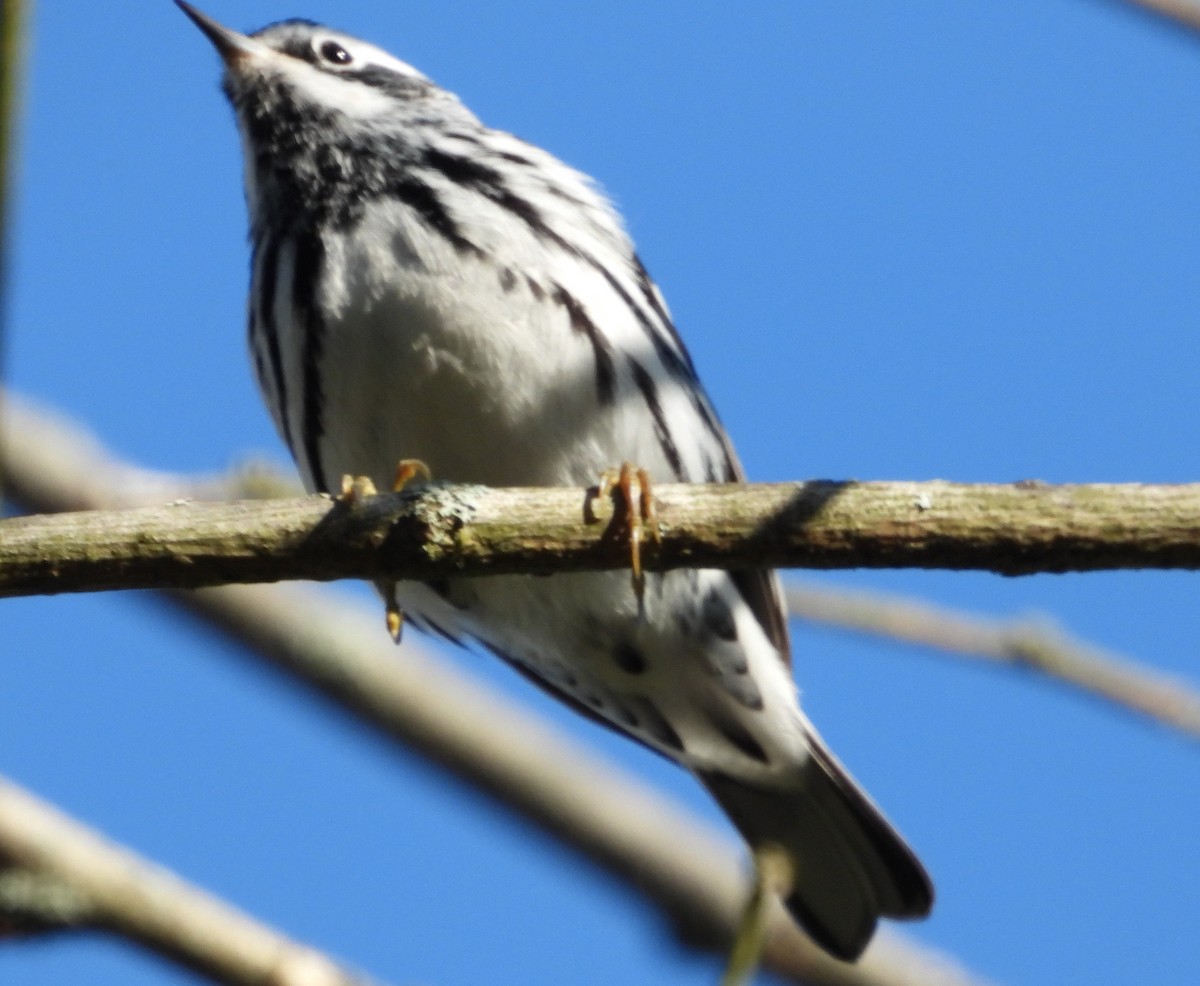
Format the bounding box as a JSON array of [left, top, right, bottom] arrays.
[[700, 728, 932, 961]]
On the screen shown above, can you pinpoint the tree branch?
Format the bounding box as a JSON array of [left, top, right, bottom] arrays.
[[785, 584, 1200, 742], [1109, 0, 1200, 34], [0, 398, 986, 985], [0, 776, 383, 986], [3, 449, 1200, 599]]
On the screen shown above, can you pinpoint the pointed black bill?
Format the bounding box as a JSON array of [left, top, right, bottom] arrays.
[[175, 2, 258, 65]]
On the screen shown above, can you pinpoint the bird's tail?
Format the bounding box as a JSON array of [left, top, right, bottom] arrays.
[[699, 727, 933, 961]]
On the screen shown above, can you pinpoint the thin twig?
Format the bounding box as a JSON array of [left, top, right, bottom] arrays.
[[0, 776, 382, 986], [785, 583, 1200, 742], [0, 404, 986, 986]]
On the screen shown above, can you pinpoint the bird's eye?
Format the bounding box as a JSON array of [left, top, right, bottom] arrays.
[[319, 41, 353, 66]]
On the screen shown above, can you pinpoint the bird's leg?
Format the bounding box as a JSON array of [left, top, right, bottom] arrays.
[[595, 462, 660, 615], [721, 843, 795, 986], [341, 461, 432, 642]]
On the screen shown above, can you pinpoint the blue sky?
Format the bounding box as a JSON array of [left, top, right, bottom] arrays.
[[4, 2, 1200, 983]]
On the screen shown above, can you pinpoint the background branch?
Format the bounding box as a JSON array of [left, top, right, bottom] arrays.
[[0, 405, 985, 986], [0, 776, 383, 986], [1112, 0, 1200, 33], [786, 584, 1200, 742]]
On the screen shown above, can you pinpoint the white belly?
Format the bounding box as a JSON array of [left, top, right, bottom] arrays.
[[310, 200, 664, 492], [261, 204, 806, 778]]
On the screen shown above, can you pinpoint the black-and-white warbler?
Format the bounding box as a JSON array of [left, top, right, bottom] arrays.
[[177, 3, 932, 960]]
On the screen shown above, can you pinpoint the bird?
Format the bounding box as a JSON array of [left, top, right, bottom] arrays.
[[175, 2, 933, 961]]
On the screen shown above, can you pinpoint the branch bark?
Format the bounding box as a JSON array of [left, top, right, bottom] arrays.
[[4, 468, 1200, 598], [0, 402, 986, 986]]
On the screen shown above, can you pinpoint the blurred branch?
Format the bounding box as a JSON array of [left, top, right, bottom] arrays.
[[0, 776, 382, 986], [0, 401, 986, 986], [1108, 0, 1200, 34], [0, 0, 24, 229], [5, 401, 1200, 598], [786, 583, 1200, 743], [0, 0, 30, 504]]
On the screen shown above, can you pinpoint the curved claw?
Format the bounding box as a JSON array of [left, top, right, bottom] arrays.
[[392, 458, 432, 492], [385, 592, 404, 642]]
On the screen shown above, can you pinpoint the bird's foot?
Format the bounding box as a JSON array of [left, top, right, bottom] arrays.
[[341, 460, 433, 642], [595, 462, 660, 615], [339, 459, 430, 503]]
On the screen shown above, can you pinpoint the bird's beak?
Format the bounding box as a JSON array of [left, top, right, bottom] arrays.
[[175, 2, 263, 66]]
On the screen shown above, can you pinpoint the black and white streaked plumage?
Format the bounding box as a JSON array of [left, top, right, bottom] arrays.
[[177, 3, 932, 960]]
